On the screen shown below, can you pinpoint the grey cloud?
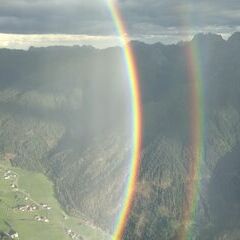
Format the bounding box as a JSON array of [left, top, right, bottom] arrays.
[[0, 0, 115, 34], [0, 0, 239, 36], [121, 0, 240, 26]]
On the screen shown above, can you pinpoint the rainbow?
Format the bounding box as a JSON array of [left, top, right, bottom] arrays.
[[106, 0, 142, 240], [107, 1, 205, 239], [178, 39, 205, 239]]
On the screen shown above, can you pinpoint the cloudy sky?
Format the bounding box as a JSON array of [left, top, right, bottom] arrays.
[[0, 0, 240, 49]]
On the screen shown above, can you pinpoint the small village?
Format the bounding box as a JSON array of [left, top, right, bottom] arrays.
[[0, 166, 86, 240]]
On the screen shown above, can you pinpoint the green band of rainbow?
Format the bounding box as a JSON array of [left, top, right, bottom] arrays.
[[106, 1, 142, 239]]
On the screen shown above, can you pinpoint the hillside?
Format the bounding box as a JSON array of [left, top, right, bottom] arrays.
[[124, 33, 240, 239], [0, 33, 240, 239], [0, 160, 109, 240], [0, 45, 132, 231]]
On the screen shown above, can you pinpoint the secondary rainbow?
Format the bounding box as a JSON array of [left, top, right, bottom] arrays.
[[106, 0, 142, 239], [178, 39, 205, 240]]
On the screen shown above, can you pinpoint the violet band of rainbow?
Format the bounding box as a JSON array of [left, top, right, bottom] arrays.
[[106, 0, 142, 239]]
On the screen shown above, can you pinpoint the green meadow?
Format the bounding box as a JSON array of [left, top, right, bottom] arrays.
[[0, 161, 110, 240]]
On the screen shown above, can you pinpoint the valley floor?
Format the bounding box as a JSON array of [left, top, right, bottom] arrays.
[[0, 160, 110, 240]]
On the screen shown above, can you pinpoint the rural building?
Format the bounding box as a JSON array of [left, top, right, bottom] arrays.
[[8, 230, 19, 239]]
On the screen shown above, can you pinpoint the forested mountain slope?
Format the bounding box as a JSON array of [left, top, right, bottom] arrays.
[[0, 45, 132, 231], [124, 33, 240, 239], [0, 33, 240, 239]]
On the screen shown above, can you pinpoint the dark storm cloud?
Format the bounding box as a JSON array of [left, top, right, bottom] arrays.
[[0, 0, 240, 35]]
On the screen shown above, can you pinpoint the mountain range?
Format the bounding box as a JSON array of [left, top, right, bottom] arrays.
[[0, 32, 240, 239]]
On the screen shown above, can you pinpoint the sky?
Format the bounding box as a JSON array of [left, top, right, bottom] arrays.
[[0, 0, 240, 49]]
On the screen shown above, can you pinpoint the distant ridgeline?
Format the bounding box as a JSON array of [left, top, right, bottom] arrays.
[[0, 32, 240, 239]]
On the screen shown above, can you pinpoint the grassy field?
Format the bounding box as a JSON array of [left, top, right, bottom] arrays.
[[0, 161, 111, 240]]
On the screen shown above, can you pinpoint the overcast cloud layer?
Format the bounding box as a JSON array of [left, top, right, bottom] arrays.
[[0, 0, 240, 47]]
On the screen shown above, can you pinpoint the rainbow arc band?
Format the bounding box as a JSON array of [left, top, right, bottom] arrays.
[[178, 40, 205, 240], [107, 1, 142, 240]]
